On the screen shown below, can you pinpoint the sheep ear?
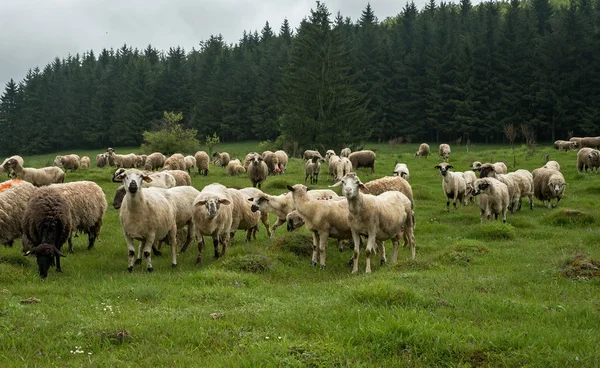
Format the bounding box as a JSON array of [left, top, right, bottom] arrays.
[[142, 175, 152, 183], [358, 183, 371, 194], [330, 181, 342, 188], [24, 249, 33, 256], [447, 165, 453, 169], [434, 165, 441, 169], [286, 185, 295, 192], [247, 198, 253, 202], [219, 198, 231, 205], [54, 247, 65, 257], [196, 200, 207, 206], [114, 173, 126, 182]]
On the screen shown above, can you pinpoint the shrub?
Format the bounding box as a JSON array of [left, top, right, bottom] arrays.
[[141, 111, 199, 155]]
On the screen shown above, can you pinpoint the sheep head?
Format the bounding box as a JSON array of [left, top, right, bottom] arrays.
[[26, 243, 65, 279], [115, 169, 152, 195], [195, 195, 231, 220], [479, 163, 495, 178], [472, 178, 491, 196], [471, 161, 482, 171], [547, 177, 567, 196], [331, 173, 365, 199], [248, 195, 269, 213], [435, 163, 453, 177]]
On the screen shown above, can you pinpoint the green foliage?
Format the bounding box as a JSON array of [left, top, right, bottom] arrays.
[[205, 132, 220, 157], [472, 222, 516, 241], [544, 209, 595, 227], [141, 111, 199, 154]]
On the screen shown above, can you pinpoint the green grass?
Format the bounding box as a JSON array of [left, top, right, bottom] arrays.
[[1, 142, 599, 367]]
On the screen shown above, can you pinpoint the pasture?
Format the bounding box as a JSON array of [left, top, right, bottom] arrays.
[[1, 142, 599, 367]]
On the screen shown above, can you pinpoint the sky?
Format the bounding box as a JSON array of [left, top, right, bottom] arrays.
[[0, 0, 443, 89]]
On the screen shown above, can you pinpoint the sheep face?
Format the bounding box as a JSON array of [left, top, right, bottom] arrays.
[[325, 150, 336, 161], [113, 187, 126, 209], [248, 196, 268, 213], [330, 174, 365, 199], [251, 156, 264, 166], [479, 164, 495, 178], [116, 170, 152, 195], [112, 168, 127, 183], [195, 196, 231, 220], [28, 243, 65, 278], [472, 179, 491, 196], [588, 150, 600, 162], [286, 212, 305, 231], [570, 141, 579, 149], [471, 161, 482, 171], [434, 163, 454, 177], [53, 156, 63, 166], [548, 178, 566, 196]]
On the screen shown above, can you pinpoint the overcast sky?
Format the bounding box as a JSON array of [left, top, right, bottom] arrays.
[[0, 0, 463, 90]]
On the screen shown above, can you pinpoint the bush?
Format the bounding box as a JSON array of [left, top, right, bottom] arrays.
[[141, 111, 199, 155]]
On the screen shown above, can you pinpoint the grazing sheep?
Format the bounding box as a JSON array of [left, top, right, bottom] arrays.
[[212, 152, 230, 167], [543, 161, 561, 171], [274, 150, 288, 174], [244, 152, 260, 171], [1, 155, 24, 178], [348, 150, 376, 173], [507, 169, 534, 210], [438, 144, 451, 161], [135, 155, 147, 168], [184, 155, 197, 174], [192, 183, 233, 263], [144, 152, 167, 171], [305, 157, 321, 184], [362, 176, 414, 210], [115, 169, 178, 272], [54, 154, 80, 172], [286, 210, 305, 232], [248, 156, 268, 188], [332, 173, 415, 273], [3, 158, 65, 186], [392, 162, 409, 180], [554, 140, 572, 151], [472, 178, 510, 223], [22, 186, 72, 278], [303, 150, 323, 160], [462, 170, 478, 205], [262, 151, 281, 175], [194, 151, 209, 176], [112, 171, 177, 210], [108, 151, 137, 169], [532, 168, 567, 208], [227, 159, 246, 176], [434, 163, 467, 211], [96, 153, 109, 168], [577, 148, 600, 173], [340, 147, 351, 158], [80, 156, 91, 169], [162, 170, 192, 186], [0, 179, 36, 247], [163, 153, 186, 171], [415, 143, 430, 158], [48, 181, 107, 254]]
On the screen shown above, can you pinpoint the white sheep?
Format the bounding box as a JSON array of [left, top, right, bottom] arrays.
[[248, 155, 268, 188], [577, 148, 600, 173], [478, 163, 520, 212], [332, 173, 415, 273], [54, 154, 80, 172], [3, 158, 65, 186], [238, 187, 272, 238], [112, 171, 177, 209], [434, 163, 466, 211], [532, 168, 567, 208], [392, 162, 409, 180], [161, 185, 201, 255], [462, 170, 478, 205], [0, 179, 36, 247], [108, 151, 137, 169], [340, 148, 351, 158], [303, 150, 323, 160], [212, 152, 231, 167], [543, 161, 561, 171], [362, 176, 414, 210], [415, 143, 430, 158], [163, 153, 186, 171], [305, 157, 321, 184], [328, 154, 341, 181], [184, 155, 197, 174], [227, 188, 262, 244], [227, 159, 246, 176], [144, 152, 166, 171], [274, 150, 288, 174], [507, 169, 534, 210], [80, 156, 91, 169], [1, 155, 24, 178], [192, 183, 233, 263], [348, 150, 376, 173], [472, 177, 509, 223], [438, 144, 451, 161], [162, 170, 192, 186]]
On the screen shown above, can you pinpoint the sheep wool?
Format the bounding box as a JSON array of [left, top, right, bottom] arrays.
[[0, 179, 36, 247]]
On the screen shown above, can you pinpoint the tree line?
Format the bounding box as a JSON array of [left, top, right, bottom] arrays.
[[1, 0, 599, 156]]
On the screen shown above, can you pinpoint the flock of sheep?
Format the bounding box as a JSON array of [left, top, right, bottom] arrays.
[[0, 137, 594, 278]]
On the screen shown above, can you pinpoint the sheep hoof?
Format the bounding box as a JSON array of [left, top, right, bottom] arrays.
[[380, 259, 386, 266], [171, 263, 177, 269], [56, 268, 63, 273], [135, 259, 142, 265], [319, 264, 326, 270], [127, 266, 133, 273], [196, 256, 202, 265], [152, 248, 162, 256], [147, 267, 153, 273], [68, 249, 74, 254], [310, 261, 317, 267], [348, 257, 354, 266]]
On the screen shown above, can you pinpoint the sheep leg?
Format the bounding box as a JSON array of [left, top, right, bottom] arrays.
[[379, 240, 388, 265], [310, 232, 319, 266], [68, 234, 74, 254], [260, 212, 271, 238], [407, 225, 416, 260], [135, 242, 143, 265], [55, 253, 62, 273], [271, 218, 286, 235], [142, 234, 156, 272], [125, 234, 136, 272], [351, 230, 361, 274], [180, 223, 192, 253], [245, 228, 252, 242], [196, 235, 205, 264], [220, 233, 230, 258], [169, 225, 177, 268], [365, 234, 376, 274], [152, 244, 162, 256], [319, 230, 328, 270]]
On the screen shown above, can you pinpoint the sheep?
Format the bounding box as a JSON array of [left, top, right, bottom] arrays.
[[554, 140, 572, 151], [462, 170, 478, 205], [472, 161, 507, 175], [415, 143, 430, 158], [328, 154, 341, 181], [472, 177, 510, 223], [238, 187, 272, 239], [162, 170, 192, 186], [144, 152, 166, 171], [570, 137, 583, 150], [340, 157, 352, 177], [226, 188, 263, 244], [340, 148, 351, 158], [184, 155, 197, 174], [287, 184, 354, 269], [325, 150, 336, 161], [392, 162, 409, 180], [212, 152, 230, 167], [303, 150, 323, 160], [577, 148, 600, 173], [115, 169, 178, 272], [248, 189, 339, 236], [578, 137, 600, 149], [438, 144, 451, 161], [478, 163, 520, 212], [163, 153, 186, 171], [532, 168, 567, 208], [160, 185, 202, 256], [286, 210, 305, 232], [274, 150, 288, 174], [331, 173, 415, 273], [54, 154, 80, 172], [305, 157, 321, 184], [96, 153, 108, 168], [135, 155, 147, 168], [244, 152, 260, 171], [48, 181, 107, 254], [3, 158, 65, 186], [434, 163, 467, 211], [80, 156, 91, 169], [348, 150, 376, 173], [543, 161, 561, 171], [112, 171, 177, 210], [0, 179, 36, 247], [506, 169, 534, 210], [248, 155, 268, 188], [107, 151, 137, 169], [1, 155, 23, 178], [192, 183, 233, 263], [194, 151, 209, 176], [227, 159, 246, 176], [262, 151, 281, 175], [22, 186, 72, 278]]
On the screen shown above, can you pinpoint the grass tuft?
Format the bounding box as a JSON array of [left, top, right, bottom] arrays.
[[0, 252, 30, 267], [222, 253, 272, 273], [544, 209, 595, 227], [353, 281, 434, 308], [95, 328, 131, 345], [263, 179, 292, 190], [559, 253, 600, 279], [270, 232, 313, 257], [472, 222, 515, 241], [439, 239, 487, 266]]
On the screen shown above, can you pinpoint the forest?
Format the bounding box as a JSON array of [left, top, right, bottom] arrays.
[[0, 0, 599, 156]]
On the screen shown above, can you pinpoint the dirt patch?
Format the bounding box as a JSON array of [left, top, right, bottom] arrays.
[[559, 253, 600, 279]]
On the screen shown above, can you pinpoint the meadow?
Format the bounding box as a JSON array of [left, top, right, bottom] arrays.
[[0, 142, 599, 367]]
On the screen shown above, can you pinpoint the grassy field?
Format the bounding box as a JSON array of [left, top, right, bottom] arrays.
[[1, 142, 599, 367]]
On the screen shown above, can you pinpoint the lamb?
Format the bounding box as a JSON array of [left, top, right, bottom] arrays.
[[54, 154, 80, 172], [462, 170, 478, 205], [194, 151, 209, 176], [0, 179, 36, 247], [554, 140, 572, 151], [543, 161, 561, 171], [478, 163, 520, 212], [434, 163, 467, 211], [472, 178, 510, 223], [96, 153, 108, 168], [506, 169, 534, 210], [112, 171, 177, 209], [332, 173, 415, 273], [144, 152, 166, 171], [362, 176, 414, 210], [192, 183, 233, 263], [212, 152, 230, 167], [274, 150, 288, 174], [305, 157, 321, 184], [107, 151, 137, 169], [163, 153, 186, 171], [577, 148, 600, 173], [3, 158, 65, 186], [244, 152, 260, 171], [22, 186, 72, 278], [184, 155, 197, 174], [415, 143, 430, 158], [340, 147, 351, 158], [162, 170, 192, 186], [287, 184, 354, 269], [0, 155, 23, 178], [248, 155, 268, 188], [48, 181, 107, 254], [348, 150, 376, 173], [303, 150, 323, 160], [438, 144, 451, 161], [262, 151, 281, 175], [227, 159, 246, 176], [115, 169, 178, 272], [532, 168, 567, 208], [248, 189, 339, 236], [80, 156, 91, 169], [392, 162, 409, 180]]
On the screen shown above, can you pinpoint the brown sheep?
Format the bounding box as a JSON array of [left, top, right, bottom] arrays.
[[348, 150, 376, 173], [415, 143, 430, 157], [194, 151, 209, 176]]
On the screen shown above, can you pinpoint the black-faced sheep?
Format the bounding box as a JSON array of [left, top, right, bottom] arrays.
[[194, 151, 209, 176], [473, 161, 507, 175], [4, 158, 65, 186], [96, 153, 108, 168], [415, 143, 430, 158], [348, 150, 376, 173], [434, 163, 466, 211], [248, 156, 268, 188], [22, 186, 72, 278], [0, 179, 36, 247], [392, 162, 409, 180]]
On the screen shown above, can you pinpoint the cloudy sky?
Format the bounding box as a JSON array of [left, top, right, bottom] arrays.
[[0, 0, 452, 89]]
